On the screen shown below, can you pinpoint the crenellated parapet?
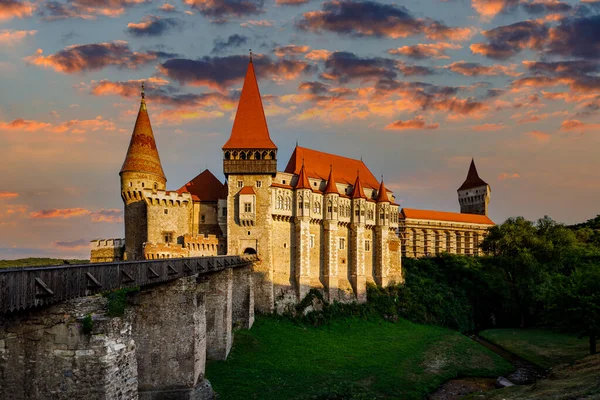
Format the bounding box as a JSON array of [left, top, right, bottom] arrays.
[[143, 189, 192, 207], [90, 238, 125, 263]]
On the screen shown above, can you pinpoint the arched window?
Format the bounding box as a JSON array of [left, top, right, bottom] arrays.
[[313, 200, 321, 214], [240, 152, 247, 160], [254, 151, 261, 160], [224, 151, 230, 160], [269, 151, 275, 159], [277, 196, 283, 210], [285, 196, 291, 210]]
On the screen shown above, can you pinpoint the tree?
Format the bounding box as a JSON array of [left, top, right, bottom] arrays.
[[540, 263, 600, 355]]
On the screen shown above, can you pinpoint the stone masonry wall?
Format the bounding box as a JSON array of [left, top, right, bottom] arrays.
[[0, 296, 138, 400]]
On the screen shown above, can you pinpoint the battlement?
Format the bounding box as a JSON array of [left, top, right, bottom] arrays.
[[90, 238, 125, 263], [143, 189, 192, 207]]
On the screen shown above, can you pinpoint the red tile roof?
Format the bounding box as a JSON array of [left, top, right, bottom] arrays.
[[239, 186, 256, 195], [222, 60, 277, 150], [177, 169, 225, 201], [351, 173, 367, 199], [376, 180, 391, 203], [284, 146, 380, 189], [295, 164, 311, 189], [324, 167, 339, 195], [401, 208, 494, 225], [458, 159, 489, 191], [120, 96, 166, 180]]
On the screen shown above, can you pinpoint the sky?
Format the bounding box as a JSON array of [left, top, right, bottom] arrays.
[[0, 0, 599, 259]]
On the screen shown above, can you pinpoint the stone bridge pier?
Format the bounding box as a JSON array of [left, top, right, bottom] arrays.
[[0, 264, 254, 400]]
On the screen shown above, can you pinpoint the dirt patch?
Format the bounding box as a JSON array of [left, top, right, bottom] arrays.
[[428, 377, 496, 400]]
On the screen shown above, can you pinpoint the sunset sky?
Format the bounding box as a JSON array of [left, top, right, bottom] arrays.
[[1, 0, 599, 259]]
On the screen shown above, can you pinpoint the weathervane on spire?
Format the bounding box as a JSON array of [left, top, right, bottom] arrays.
[[141, 81, 145, 100], [249, 49, 252, 63]]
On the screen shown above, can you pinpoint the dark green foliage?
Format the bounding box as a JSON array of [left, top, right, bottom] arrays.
[[104, 287, 139, 317], [0, 258, 89, 268], [81, 314, 93, 334]]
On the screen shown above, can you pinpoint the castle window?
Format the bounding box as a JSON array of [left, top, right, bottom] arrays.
[[154, 183, 158, 190], [269, 151, 275, 159], [339, 238, 346, 250], [164, 232, 173, 243], [365, 240, 371, 252], [244, 202, 252, 213], [313, 201, 321, 214], [277, 196, 284, 210], [310, 235, 315, 248], [224, 151, 230, 160], [237, 181, 243, 188], [164, 209, 168, 215], [256, 181, 262, 188], [313, 182, 317, 187], [142, 182, 145, 188], [129, 182, 132, 187], [254, 151, 261, 160], [240, 152, 247, 160], [298, 201, 303, 210], [285, 196, 291, 210], [201, 214, 206, 223]]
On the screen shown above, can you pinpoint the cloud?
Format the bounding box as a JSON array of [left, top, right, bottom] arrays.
[[0, 191, 19, 199], [274, 44, 310, 57], [445, 61, 521, 76], [159, 3, 176, 12], [388, 43, 461, 60], [296, 1, 472, 40], [183, 0, 264, 19], [0, 0, 34, 21], [53, 238, 89, 249], [304, 49, 331, 61], [0, 117, 115, 134], [521, 0, 571, 15], [560, 119, 600, 133], [276, 0, 309, 5], [90, 209, 123, 223], [30, 208, 91, 219], [39, 0, 148, 21], [471, 0, 518, 21], [25, 41, 164, 74], [472, 123, 504, 131], [240, 19, 273, 27], [212, 34, 248, 53], [127, 15, 183, 36], [545, 15, 600, 60], [155, 108, 225, 123], [384, 116, 439, 131], [158, 54, 312, 90], [0, 29, 36, 46], [498, 172, 520, 180], [470, 20, 547, 59], [528, 129, 550, 141]]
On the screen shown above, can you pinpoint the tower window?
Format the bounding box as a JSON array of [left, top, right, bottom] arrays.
[[310, 235, 315, 249], [164, 232, 173, 243], [154, 183, 158, 190], [244, 202, 252, 213], [201, 214, 206, 223], [141, 182, 144, 188], [129, 182, 132, 187], [365, 240, 371, 252], [237, 181, 243, 188], [339, 238, 346, 250], [256, 181, 262, 188], [164, 209, 168, 215]]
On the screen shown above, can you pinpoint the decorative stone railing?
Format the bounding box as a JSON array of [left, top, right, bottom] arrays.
[[0, 255, 257, 313]]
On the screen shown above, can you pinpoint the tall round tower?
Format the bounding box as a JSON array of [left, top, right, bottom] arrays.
[[120, 83, 167, 260], [457, 159, 490, 216]]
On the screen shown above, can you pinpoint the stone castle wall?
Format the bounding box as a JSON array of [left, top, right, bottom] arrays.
[[90, 238, 125, 263]]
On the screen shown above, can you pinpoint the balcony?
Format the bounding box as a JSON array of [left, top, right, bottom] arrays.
[[223, 159, 277, 176]]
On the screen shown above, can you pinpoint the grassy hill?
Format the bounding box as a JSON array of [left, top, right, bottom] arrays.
[[0, 258, 89, 269], [206, 315, 512, 400]]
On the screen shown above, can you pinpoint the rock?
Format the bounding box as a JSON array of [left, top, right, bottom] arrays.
[[495, 377, 515, 388]]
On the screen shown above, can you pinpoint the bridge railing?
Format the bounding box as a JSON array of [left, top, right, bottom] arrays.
[[0, 255, 257, 314]]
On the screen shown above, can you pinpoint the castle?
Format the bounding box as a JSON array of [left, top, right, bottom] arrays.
[[91, 57, 494, 311]]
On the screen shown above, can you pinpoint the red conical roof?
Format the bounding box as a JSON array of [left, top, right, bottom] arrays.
[[376, 179, 390, 203], [120, 90, 166, 181], [457, 159, 488, 191], [295, 163, 311, 189], [351, 172, 366, 199], [324, 166, 339, 195], [223, 59, 277, 150]]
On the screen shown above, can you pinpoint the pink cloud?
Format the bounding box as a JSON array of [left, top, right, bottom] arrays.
[[0, 0, 34, 21], [0, 192, 19, 199], [0, 29, 36, 45], [388, 43, 461, 59], [30, 208, 91, 219], [472, 123, 504, 131], [240, 19, 273, 27], [90, 209, 123, 223], [498, 172, 520, 180], [384, 116, 439, 131], [529, 130, 550, 142]]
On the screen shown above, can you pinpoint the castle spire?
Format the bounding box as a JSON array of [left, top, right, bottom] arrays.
[[324, 165, 339, 195], [295, 163, 311, 190], [376, 178, 390, 203], [120, 83, 166, 182], [457, 158, 488, 191], [351, 171, 366, 199], [222, 57, 277, 150]]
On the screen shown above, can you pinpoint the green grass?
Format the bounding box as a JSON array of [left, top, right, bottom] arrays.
[[479, 328, 589, 369], [474, 354, 600, 400], [0, 258, 89, 268], [207, 315, 513, 400]]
